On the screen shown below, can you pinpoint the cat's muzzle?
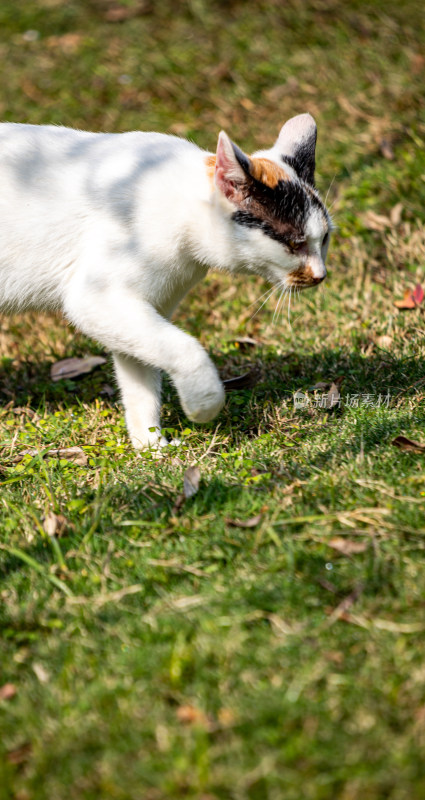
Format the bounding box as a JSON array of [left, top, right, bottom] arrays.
[[287, 263, 326, 289]]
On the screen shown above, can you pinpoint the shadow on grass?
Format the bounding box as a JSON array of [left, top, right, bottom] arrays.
[[1, 346, 424, 458]]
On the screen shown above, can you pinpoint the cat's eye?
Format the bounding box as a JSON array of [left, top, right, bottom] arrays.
[[322, 231, 329, 246], [288, 238, 306, 251]]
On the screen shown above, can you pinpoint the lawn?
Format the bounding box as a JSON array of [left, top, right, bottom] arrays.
[[1, 1, 425, 798]]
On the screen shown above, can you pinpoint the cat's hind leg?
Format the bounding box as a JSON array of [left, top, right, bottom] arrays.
[[113, 354, 165, 450]]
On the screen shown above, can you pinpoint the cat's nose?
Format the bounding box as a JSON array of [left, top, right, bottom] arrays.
[[308, 256, 327, 283]]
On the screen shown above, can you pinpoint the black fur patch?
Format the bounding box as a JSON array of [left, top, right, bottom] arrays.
[[282, 133, 317, 186], [232, 209, 295, 247]]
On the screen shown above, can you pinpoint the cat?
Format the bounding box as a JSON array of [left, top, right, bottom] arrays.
[[0, 113, 331, 448]]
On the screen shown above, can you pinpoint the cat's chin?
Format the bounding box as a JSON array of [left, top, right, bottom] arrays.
[[287, 279, 324, 291]]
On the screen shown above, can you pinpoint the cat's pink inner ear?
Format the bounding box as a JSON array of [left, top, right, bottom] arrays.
[[215, 131, 247, 201]]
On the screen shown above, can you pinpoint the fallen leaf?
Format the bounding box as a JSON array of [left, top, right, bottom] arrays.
[[411, 52, 425, 74], [104, 1, 151, 22], [328, 537, 369, 555], [309, 380, 330, 391], [412, 283, 424, 305], [183, 465, 201, 499], [225, 514, 262, 528], [176, 704, 209, 726], [390, 201, 403, 226], [6, 743, 32, 765], [232, 337, 259, 350], [0, 683, 16, 700], [223, 369, 260, 392], [379, 138, 394, 160], [394, 284, 424, 310], [51, 355, 106, 382], [392, 435, 425, 453], [376, 334, 393, 349], [394, 288, 416, 309], [46, 446, 88, 466], [322, 382, 341, 409], [46, 33, 83, 53], [43, 512, 68, 537], [10, 446, 88, 466], [100, 383, 115, 397]]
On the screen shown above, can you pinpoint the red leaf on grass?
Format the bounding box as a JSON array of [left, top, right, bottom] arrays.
[[412, 283, 424, 305]]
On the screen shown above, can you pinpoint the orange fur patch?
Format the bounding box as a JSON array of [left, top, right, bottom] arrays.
[[205, 153, 289, 190], [287, 265, 323, 287], [249, 157, 289, 188], [205, 154, 216, 186]]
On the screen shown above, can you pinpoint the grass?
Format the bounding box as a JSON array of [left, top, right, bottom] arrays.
[[1, 1, 425, 798]]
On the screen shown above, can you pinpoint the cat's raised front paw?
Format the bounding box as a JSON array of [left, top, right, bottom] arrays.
[[179, 375, 225, 423]]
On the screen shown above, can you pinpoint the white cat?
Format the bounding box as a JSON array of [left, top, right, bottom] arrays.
[[0, 114, 330, 448]]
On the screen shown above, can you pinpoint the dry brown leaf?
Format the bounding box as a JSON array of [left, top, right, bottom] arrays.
[[11, 446, 88, 466], [394, 288, 416, 309], [376, 334, 393, 349], [47, 446, 88, 466], [309, 381, 330, 391], [328, 537, 369, 556], [379, 138, 394, 160], [223, 369, 260, 392], [232, 336, 259, 350], [322, 382, 341, 409], [51, 356, 106, 382], [104, 2, 151, 22], [46, 33, 83, 53], [6, 742, 32, 765], [43, 512, 68, 537], [0, 683, 17, 701], [394, 284, 424, 310], [225, 514, 262, 528], [183, 465, 201, 499], [176, 704, 209, 726], [100, 383, 115, 397], [392, 435, 425, 453]]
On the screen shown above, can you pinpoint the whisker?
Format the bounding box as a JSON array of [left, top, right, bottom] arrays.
[[247, 284, 279, 323], [324, 173, 336, 207], [279, 287, 288, 325], [246, 283, 276, 311], [272, 284, 286, 325]]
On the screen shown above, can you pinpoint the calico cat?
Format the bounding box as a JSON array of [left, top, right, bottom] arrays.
[[0, 113, 331, 448]]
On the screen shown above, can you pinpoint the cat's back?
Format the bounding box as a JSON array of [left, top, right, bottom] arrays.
[[0, 122, 198, 195]]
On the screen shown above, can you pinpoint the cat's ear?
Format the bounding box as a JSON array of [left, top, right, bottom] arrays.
[[215, 131, 251, 202], [275, 113, 317, 186]]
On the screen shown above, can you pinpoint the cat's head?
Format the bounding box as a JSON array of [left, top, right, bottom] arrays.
[[212, 113, 331, 289]]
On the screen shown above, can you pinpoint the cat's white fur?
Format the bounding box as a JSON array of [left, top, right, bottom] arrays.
[[0, 115, 328, 448]]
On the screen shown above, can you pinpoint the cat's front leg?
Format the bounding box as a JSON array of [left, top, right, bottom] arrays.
[[113, 354, 166, 449], [65, 286, 225, 444]]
